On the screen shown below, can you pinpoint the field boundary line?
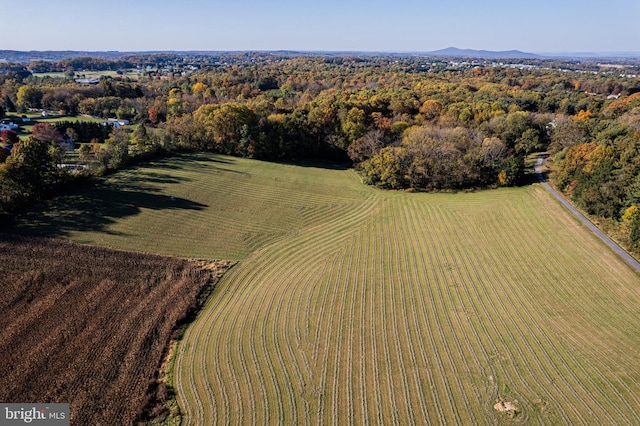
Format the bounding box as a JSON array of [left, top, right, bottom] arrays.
[[536, 154, 640, 275]]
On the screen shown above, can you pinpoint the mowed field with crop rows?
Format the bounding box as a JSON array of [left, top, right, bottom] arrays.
[[174, 179, 640, 425], [7, 154, 370, 261], [9, 153, 640, 424]]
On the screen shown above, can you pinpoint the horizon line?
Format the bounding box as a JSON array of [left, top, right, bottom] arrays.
[[2, 48, 640, 61]]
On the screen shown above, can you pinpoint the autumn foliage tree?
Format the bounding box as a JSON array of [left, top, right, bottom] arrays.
[[7, 53, 640, 212], [347, 129, 387, 163], [552, 116, 640, 250], [31, 123, 63, 144], [148, 105, 161, 124], [622, 205, 640, 246], [192, 103, 258, 156], [16, 85, 43, 109], [361, 125, 512, 190], [419, 99, 443, 121], [0, 137, 67, 212], [1, 130, 20, 146], [105, 127, 130, 169]]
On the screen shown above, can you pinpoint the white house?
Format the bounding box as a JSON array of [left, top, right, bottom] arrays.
[[75, 78, 100, 85], [106, 118, 129, 127]]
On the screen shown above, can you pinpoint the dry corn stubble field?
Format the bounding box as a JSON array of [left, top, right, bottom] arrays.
[[0, 235, 228, 425], [8, 153, 640, 425]]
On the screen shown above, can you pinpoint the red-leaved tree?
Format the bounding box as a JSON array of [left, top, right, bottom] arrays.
[[1, 130, 20, 146], [148, 105, 160, 125], [31, 123, 63, 144]]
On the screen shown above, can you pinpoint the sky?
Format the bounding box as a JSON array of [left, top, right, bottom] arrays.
[[7, 0, 640, 53]]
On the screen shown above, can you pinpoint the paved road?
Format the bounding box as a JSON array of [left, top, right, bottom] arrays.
[[535, 154, 640, 274]]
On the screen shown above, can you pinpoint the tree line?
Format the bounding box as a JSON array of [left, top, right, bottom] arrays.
[[0, 55, 639, 249], [551, 93, 640, 252]]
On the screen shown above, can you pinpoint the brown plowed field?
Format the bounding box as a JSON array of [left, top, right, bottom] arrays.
[[0, 234, 228, 425]]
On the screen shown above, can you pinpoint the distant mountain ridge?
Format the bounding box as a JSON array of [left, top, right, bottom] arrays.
[[423, 47, 543, 60], [0, 48, 639, 63], [0, 50, 129, 63]]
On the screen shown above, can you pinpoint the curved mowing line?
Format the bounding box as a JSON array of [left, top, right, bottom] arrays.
[[106, 160, 371, 260], [410, 197, 563, 424], [396, 202, 480, 422], [243, 249, 339, 422], [492, 203, 638, 424], [462, 196, 628, 422], [179, 262, 275, 424], [210, 236, 336, 422], [384, 206, 417, 425], [283, 267, 317, 423], [318, 249, 350, 424], [368, 220, 385, 425], [374, 219, 402, 425], [293, 271, 321, 425], [175, 188, 381, 425], [261, 254, 338, 422], [398, 203, 451, 424], [328, 243, 353, 424], [351, 228, 369, 424], [393, 199, 445, 424], [171, 166, 640, 425], [445, 200, 584, 423]]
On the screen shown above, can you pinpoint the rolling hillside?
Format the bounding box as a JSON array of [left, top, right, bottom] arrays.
[[8, 153, 640, 424]]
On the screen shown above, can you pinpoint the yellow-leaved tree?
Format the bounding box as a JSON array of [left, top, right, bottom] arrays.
[[622, 205, 640, 247]]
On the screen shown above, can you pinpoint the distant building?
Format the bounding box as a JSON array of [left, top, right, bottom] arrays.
[[57, 163, 89, 173], [75, 78, 100, 85], [104, 118, 130, 128]]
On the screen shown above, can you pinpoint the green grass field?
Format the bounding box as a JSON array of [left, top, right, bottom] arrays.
[[20, 117, 105, 134], [6, 153, 640, 424], [4, 113, 116, 142]]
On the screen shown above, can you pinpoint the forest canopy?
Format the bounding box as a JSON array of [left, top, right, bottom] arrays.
[[0, 54, 639, 249]]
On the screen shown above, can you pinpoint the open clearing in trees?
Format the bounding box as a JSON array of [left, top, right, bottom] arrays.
[[10, 153, 640, 424]]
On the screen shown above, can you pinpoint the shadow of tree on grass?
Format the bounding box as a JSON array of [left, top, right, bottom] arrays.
[[1, 172, 207, 240]]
